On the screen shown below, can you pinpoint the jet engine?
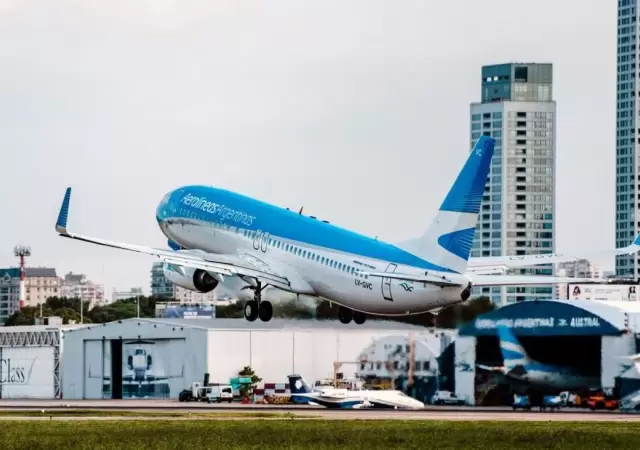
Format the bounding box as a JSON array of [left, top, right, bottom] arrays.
[[162, 262, 219, 293]]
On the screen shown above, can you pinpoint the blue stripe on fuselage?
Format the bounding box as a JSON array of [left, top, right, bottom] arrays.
[[159, 185, 456, 273]]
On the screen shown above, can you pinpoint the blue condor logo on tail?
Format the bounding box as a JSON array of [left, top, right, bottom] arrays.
[[181, 193, 256, 226]]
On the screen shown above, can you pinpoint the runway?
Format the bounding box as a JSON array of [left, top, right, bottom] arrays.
[[0, 400, 638, 421]]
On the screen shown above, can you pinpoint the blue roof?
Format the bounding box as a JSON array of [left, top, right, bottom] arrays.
[[0, 268, 19, 278], [458, 299, 628, 337]]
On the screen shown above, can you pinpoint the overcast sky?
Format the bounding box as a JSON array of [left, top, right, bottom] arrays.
[[0, 0, 616, 296]]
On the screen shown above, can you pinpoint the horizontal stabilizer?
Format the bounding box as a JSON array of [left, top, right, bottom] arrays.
[[467, 274, 599, 287]]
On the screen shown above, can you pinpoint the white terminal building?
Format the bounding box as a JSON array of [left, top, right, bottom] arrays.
[[470, 62, 556, 306]]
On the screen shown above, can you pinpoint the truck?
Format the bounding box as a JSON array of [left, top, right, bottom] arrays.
[[206, 384, 234, 403], [178, 381, 234, 403], [558, 391, 582, 407]]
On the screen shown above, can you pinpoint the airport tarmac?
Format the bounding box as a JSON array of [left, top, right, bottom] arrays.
[[0, 400, 638, 421]]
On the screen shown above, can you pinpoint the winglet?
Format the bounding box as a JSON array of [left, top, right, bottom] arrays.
[[55, 187, 72, 235]]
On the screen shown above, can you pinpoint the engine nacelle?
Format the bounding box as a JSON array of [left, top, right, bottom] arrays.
[[162, 262, 219, 293]]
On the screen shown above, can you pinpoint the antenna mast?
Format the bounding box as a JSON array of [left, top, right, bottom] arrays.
[[14, 245, 31, 309]]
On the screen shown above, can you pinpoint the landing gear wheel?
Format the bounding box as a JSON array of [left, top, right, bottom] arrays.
[[338, 306, 353, 324], [244, 300, 259, 322], [353, 311, 367, 325], [259, 301, 273, 322]]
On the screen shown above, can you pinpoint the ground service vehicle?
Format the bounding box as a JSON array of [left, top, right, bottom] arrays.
[[431, 391, 465, 405], [206, 384, 234, 403]]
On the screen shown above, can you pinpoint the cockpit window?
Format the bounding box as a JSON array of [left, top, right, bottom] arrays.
[[135, 349, 145, 355]]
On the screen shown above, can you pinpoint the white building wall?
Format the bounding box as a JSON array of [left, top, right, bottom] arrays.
[[0, 347, 55, 398], [206, 329, 413, 385], [61, 320, 208, 399]]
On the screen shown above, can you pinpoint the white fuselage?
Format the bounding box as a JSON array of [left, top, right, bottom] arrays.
[[296, 387, 425, 409], [160, 219, 469, 315]]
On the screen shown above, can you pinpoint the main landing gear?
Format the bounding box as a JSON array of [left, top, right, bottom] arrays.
[[338, 305, 366, 325], [244, 281, 273, 322]]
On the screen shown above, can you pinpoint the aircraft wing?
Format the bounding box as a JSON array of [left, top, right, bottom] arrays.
[[477, 364, 503, 373], [54, 188, 291, 289], [467, 274, 598, 286], [477, 364, 527, 377], [467, 233, 640, 273]]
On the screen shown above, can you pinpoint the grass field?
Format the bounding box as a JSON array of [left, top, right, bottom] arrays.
[[0, 420, 639, 449]]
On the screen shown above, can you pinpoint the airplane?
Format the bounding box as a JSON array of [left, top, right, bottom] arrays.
[[287, 374, 425, 409], [53, 135, 635, 325], [88, 340, 184, 388], [477, 324, 601, 391]]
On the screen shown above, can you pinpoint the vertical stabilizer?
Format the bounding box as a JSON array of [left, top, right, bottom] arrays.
[[287, 374, 313, 394], [409, 136, 495, 273], [496, 325, 532, 370]]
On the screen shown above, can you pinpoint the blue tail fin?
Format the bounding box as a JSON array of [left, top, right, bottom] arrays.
[[496, 324, 531, 370], [287, 374, 313, 394], [406, 136, 495, 273]]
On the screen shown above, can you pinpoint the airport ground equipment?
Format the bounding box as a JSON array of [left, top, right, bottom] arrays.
[[540, 395, 562, 411], [512, 395, 531, 410], [178, 382, 210, 402], [431, 390, 465, 405]]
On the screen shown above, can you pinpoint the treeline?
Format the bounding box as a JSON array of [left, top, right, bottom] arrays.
[[4, 296, 158, 326], [216, 296, 495, 328], [4, 295, 494, 329]]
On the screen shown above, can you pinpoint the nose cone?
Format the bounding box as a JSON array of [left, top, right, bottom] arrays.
[[156, 191, 172, 224]]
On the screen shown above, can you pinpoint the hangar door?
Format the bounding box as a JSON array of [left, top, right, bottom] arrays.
[[83, 338, 187, 399], [474, 334, 602, 406]]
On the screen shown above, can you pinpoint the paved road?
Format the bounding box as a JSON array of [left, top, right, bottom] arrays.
[[0, 400, 638, 421], [0, 399, 622, 412]]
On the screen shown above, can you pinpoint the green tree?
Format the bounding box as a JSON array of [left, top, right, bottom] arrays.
[[272, 300, 314, 319], [237, 366, 262, 400], [215, 301, 244, 318]]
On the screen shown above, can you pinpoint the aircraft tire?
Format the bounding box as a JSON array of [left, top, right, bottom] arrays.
[[353, 311, 366, 325], [244, 301, 259, 322], [338, 306, 352, 324], [258, 301, 273, 322]]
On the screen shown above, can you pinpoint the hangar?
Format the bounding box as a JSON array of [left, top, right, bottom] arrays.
[[0, 320, 88, 399], [453, 299, 640, 406], [60, 317, 440, 400]]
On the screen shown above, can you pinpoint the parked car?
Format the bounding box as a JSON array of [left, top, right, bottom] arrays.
[[431, 390, 465, 405]]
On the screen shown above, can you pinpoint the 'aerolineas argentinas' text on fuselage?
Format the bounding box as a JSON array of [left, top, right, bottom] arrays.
[[181, 193, 255, 226]]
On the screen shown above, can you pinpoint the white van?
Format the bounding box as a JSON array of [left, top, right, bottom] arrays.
[[206, 384, 234, 403]]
